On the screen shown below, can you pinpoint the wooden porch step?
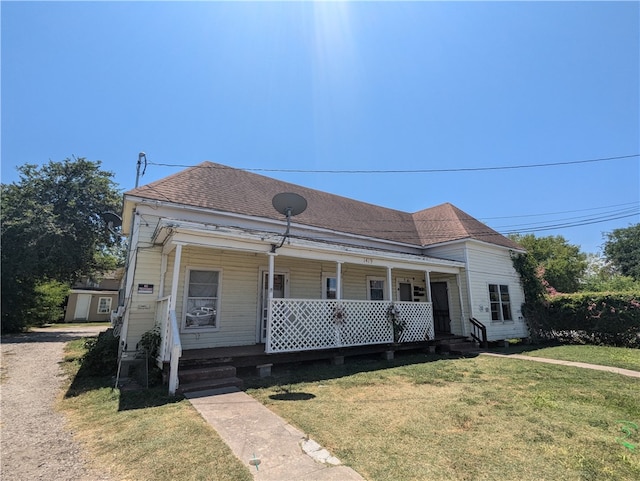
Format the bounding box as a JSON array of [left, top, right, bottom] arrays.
[[179, 364, 238, 384], [434, 336, 479, 354], [177, 364, 244, 394], [176, 376, 244, 395]]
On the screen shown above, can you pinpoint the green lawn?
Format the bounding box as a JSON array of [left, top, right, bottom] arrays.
[[517, 345, 640, 372], [247, 352, 640, 481], [61, 338, 640, 481]]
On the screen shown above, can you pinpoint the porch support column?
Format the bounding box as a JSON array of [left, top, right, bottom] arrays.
[[169, 244, 183, 311], [266, 252, 276, 352], [336, 261, 343, 301], [424, 270, 432, 302], [386, 266, 393, 301], [456, 272, 467, 337]]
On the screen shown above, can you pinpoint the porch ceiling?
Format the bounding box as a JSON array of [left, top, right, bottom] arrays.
[[156, 219, 464, 274]]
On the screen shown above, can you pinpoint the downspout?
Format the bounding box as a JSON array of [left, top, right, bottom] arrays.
[[158, 253, 168, 299]]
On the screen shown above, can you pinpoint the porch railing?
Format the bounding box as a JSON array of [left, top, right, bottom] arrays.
[[156, 296, 182, 395], [267, 299, 434, 354]]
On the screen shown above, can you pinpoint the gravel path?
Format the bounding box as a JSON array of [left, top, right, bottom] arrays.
[[1, 326, 113, 481]]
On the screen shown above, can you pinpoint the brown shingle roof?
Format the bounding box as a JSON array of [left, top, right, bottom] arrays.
[[413, 203, 523, 249], [126, 162, 521, 249]]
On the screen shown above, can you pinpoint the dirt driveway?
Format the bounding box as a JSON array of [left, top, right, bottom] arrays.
[[1, 326, 113, 481]]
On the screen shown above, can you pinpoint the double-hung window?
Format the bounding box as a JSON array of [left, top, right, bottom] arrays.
[[184, 269, 220, 329], [489, 284, 512, 321], [367, 277, 385, 301], [322, 276, 337, 300]]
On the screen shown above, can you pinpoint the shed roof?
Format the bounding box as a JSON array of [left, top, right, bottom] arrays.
[[126, 161, 521, 250]]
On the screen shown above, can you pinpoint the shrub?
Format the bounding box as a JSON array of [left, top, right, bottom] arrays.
[[26, 280, 69, 327], [530, 293, 640, 348], [80, 328, 119, 376]]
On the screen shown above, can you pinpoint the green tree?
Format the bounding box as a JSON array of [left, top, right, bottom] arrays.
[[508, 234, 587, 293], [1, 157, 122, 332], [581, 252, 640, 292], [603, 224, 640, 280]]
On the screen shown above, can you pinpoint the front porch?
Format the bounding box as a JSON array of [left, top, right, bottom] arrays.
[[157, 296, 448, 394], [173, 333, 477, 393]]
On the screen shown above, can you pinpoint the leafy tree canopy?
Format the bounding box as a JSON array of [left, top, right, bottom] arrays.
[[603, 224, 640, 281], [508, 233, 587, 293], [1, 157, 123, 331]]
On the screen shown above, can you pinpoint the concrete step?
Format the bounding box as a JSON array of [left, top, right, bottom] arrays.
[[177, 376, 244, 395], [178, 365, 237, 384]]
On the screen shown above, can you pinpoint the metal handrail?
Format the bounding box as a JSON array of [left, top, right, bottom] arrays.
[[469, 317, 488, 348]]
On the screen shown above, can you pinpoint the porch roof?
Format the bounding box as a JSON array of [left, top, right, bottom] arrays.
[[156, 219, 465, 274]]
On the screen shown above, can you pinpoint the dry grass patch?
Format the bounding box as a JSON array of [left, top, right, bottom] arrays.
[[59, 338, 252, 481], [247, 354, 640, 481]]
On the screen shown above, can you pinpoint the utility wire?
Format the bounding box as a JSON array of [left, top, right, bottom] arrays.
[[147, 153, 639, 174]]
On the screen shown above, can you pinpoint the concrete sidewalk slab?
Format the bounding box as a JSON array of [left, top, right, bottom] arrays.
[[480, 352, 640, 378], [186, 387, 365, 481]]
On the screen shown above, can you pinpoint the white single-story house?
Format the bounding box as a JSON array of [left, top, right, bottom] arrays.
[[115, 162, 528, 393], [65, 271, 122, 323]]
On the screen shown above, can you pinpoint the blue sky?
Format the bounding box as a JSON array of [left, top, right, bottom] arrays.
[[2, 1, 638, 254]]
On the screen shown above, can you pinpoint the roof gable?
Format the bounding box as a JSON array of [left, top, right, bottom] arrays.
[[126, 162, 520, 250], [413, 203, 522, 249]]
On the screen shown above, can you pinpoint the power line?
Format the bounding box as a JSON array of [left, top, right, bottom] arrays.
[[147, 153, 639, 174], [480, 202, 639, 220]]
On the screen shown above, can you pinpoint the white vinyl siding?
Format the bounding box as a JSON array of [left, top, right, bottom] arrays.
[[463, 242, 527, 340]]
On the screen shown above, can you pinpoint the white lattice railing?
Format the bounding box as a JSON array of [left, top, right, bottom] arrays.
[[267, 300, 434, 354]]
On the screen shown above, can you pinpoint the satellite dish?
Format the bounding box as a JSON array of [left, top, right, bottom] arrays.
[[272, 192, 307, 217], [271, 192, 307, 252], [102, 212, 122, 233]]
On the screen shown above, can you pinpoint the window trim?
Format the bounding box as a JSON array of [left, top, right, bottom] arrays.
[[321, 273, 339, 300], [366, 276, 386, 301], [488, 283, 513, 322], [182, 267, 222, 332], [97, 296, 112, 314]]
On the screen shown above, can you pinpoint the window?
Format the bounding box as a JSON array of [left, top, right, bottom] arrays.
[[184, 269, 220, 329], [322, 276, 337, 299], [97, 297, 112, 314], [489, 284, 512, 321], [367, 277, 385, 300]]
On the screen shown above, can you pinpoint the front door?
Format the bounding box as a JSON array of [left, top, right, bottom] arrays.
[[259, 272, 287, 342], [430, 282, 451, 335], [398, 281, 413, 301]]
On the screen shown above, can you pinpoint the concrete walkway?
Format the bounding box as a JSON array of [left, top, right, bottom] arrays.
[[480, 352, 640, 378], [186, 387, 365, 481]]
